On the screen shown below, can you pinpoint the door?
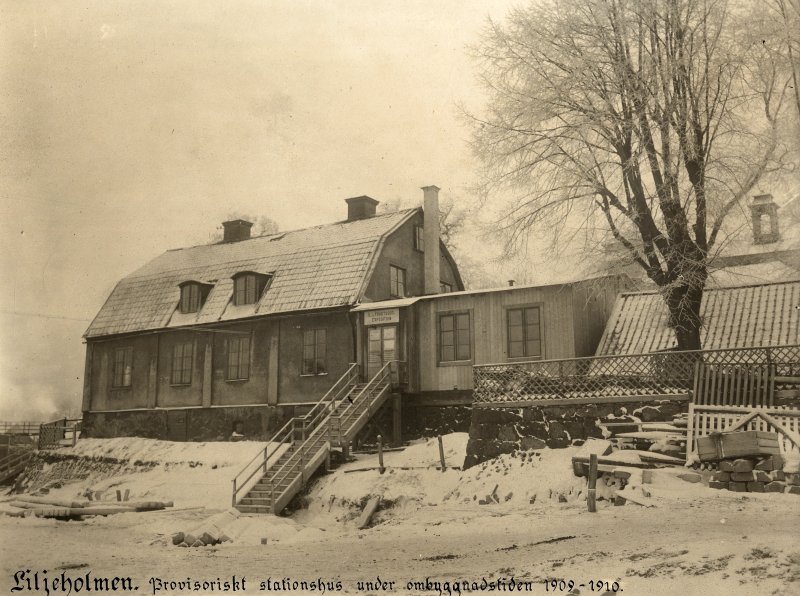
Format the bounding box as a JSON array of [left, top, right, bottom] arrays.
[[367, 325, 397, 380]]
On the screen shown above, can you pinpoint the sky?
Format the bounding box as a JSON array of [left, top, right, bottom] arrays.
[[0, 0, 525, 421]]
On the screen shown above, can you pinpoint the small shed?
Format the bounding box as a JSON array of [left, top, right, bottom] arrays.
[[353, 274, 631, 396]]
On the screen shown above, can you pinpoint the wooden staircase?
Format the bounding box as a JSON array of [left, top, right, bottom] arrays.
[[0, 447, 34, 485], [232, 361, 399, 514]]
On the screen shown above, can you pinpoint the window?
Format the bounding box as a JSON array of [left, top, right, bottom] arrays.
[[507, 306, 542, 359], [440, 281, 452, 293], [389, 265, 406, 298], [112, 347, 133, 388], [171, 341, 193, 385], [179, 282, 211, 313], [302, 329, 327, 375], [232, 273, 268, 306], [439, 312, 471, 362], [226, 335, 251, 380], [414, 225, 424, 252]]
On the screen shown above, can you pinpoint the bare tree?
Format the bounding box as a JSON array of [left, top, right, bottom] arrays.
[[471, 0, 790, 349]]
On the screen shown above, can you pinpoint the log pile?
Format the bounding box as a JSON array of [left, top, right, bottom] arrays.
[[708, 455, 800, 495], [4, 496, 172, 518]]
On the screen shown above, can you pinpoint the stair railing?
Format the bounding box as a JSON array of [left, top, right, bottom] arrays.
[[327, 360, 401, 447], [261, 360, 401, 512], [0, 447, 34, 479], [231, 363, 359, 506]]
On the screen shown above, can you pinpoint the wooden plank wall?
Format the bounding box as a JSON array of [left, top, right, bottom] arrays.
[[571, 277, 626, 358], [416, 285, 578, 392]]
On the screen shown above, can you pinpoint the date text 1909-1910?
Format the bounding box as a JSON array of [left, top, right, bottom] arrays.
[[545, 579, 621, 592]]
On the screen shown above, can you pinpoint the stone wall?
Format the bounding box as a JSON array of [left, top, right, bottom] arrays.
[[402, 405, 472, 440], [81, 406, 286, 442], [464, 398, 688, 469]]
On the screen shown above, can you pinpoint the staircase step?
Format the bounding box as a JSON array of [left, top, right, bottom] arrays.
[[236, 505, 272, 513]]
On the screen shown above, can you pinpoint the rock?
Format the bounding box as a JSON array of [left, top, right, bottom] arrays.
[[177, 542, 189, 548], [678, 473, 702, 483], [184, 533, 197, 546], [754, 454, 784, 472], [786, 485, 800, 495], [172, 532, 185, 546], [558, 494, 568, 503], [708, 481, 728, 490], [732, 459, 754, 473], [728, 482, 748, 492], [548, 421, 569, 441], [764, 481, 785, 493], [713, 472, 731, 482], [719, 461, 735, 473], [614, 496, 626, 506], [747, 481, 765, 493], [732, 472, 755, 482], [520, 436, 547, 451], [769, 470, 786, 482], [637, 406, 662, 422], [190, 540, 204, 547], [498, 426, 518, 443], [753, 471, 771, 483], [786, 474, 800, 486], [475, 408, 523, 426], [200, 532, 215, 545]]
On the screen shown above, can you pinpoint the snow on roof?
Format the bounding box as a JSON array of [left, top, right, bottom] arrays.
[[85, 209, 417, 338], [596, 279, 800, 355]]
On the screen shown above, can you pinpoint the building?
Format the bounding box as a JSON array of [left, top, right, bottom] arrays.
[[708, 193, 800, 286], [596, 279, 800, 356], [81, 187, 463, 441], [351, 275, 630, 422]]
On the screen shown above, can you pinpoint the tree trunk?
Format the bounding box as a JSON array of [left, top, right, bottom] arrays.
[[665, 279, 705, 351]]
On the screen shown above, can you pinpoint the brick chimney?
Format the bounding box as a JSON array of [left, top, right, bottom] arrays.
[[345, 196, 379, 221], [751, 194, 780, 244], [422, 185, 441, 294], [222, 219, 253, 243]]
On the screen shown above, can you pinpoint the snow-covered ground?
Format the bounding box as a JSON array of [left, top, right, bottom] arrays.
[[1, 434, 798, 595]]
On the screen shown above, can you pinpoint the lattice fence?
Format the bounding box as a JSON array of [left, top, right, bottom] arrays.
[[473, 344, 800, 405]]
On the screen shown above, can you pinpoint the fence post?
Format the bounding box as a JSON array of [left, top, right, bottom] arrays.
[[232, 479, 237, 507], [438, 435, 447, 472], [377, 435, 385, 474], [587, 454, 598, 513]]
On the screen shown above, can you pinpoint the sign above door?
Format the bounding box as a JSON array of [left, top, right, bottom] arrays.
[[364, 308, 400, 326]]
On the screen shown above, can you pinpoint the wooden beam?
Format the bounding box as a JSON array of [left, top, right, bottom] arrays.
[[692, 405, 800, 417], [473, 393, 690, 409], [356, 495, 382, 529]]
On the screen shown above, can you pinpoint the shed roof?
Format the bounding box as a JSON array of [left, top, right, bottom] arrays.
[[596, 279, 800, 355], [85, 209, 417, 338]]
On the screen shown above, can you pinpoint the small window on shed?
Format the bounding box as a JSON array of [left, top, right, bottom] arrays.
[[232, 272, 270, 306]]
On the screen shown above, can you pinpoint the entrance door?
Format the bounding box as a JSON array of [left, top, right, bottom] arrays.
[[367, 325, 397, 380]]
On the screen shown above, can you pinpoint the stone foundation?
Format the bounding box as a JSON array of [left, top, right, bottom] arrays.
[[81, 406, 286, 442], [402, 405, 472, 440], [464, 398, 688, 469]]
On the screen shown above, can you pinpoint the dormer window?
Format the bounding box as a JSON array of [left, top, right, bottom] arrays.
[[179, 281, 212, 314], [232, 272, 270, 306]]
